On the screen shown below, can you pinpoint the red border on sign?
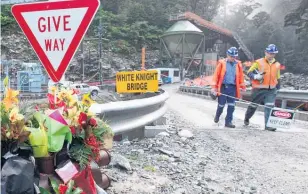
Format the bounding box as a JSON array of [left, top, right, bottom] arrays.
[[11, 0, 100, 82]]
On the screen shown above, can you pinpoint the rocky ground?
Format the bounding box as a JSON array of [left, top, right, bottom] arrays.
[[101, 85, 308, 194], [280, 72, 308, 90], [104, 111, 230, 194]]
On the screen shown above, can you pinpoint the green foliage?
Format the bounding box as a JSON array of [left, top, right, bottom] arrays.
[[39, 187, 50, 194], [1, 5, 16, 28], [93, 125, 107, 143], [69, 141, 92, 170], [187, 0, 222, 21], [40, 178, 83, 194], [87, 9, 164, 53], [143, 165, 156, 172], [0, 104, 10, 127], [49, 177, 60, 194]]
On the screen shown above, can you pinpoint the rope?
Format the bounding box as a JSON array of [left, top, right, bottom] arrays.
[[198, 87, 308, 115]]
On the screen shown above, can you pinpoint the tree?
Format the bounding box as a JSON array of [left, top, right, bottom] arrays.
[[187, 0, 222, 21], [100, 0, 127, 14], [284, 0, 308, 39], [226, 0, 262, 31], [252, 11, 271, 28], [284, 0, 308, 73]]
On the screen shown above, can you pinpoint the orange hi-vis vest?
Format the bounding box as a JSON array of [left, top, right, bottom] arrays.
[[251, 58, 280, 89], [212, 59, 246, 98]]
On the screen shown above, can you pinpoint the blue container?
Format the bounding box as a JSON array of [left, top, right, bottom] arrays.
[[30, 73, 43, 92], [17, 71, 30, 92]]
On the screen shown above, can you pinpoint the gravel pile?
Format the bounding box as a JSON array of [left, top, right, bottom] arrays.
[[280, 72, 308, 90], [103, 111, 259, 194]]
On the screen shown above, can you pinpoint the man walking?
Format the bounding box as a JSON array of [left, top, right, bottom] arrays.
[[211, 47, 246, 128], [244, 44, 281, 131]]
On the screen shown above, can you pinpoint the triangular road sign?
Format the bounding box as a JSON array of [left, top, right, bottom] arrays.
[[12, 0, 100, 82]]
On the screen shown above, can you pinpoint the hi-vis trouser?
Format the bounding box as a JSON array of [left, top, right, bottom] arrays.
[[245, 88, 277, 126], [215, 84, 236, 124]]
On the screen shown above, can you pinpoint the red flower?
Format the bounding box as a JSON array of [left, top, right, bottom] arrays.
[[89, 118, 97, 127], [47, 93, 65, 109], [58, 184, 68, 194], [72, 89, 80, 95], [78, 112, 88, 126], [35, 105, 39, 111], [93, 147, 100, 161], [70, 126, 76, 135], [86, 135, 98, 147]]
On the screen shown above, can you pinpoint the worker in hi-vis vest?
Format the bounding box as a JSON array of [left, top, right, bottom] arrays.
[[211, 47, 246, 128], [244, 44, 281, 131]]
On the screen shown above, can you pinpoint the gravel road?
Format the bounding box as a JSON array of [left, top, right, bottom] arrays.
[[104, 84, 308, 194]]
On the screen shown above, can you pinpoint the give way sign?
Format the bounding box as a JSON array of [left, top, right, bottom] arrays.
[[11, 0, 100, 82]]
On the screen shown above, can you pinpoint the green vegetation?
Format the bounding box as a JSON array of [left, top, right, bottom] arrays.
[[1, 5, 16, 28], [1, 0, 222, 55], [143, 165, 156, 172], [2, 0, 307, 73]]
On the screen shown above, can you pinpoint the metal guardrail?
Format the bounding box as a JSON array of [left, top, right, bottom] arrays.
[[89, 90, 169, 135], [179, 85, 308, 121], [179, 85, 308, 103]]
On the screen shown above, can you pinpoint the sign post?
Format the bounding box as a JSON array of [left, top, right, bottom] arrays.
[[266, 108, 295, 129], [141, 47, 145, 70], [11, 0, 100, 82]]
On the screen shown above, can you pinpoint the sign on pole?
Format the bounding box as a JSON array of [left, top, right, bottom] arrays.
[[267, 108, 295, 129], [11, 0, 100, 82], [116, 70, 159, 93]]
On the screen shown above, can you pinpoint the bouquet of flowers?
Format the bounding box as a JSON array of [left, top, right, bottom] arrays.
[[1, 77, 30, 145], [1, 78, 113, 193], [42, 85, 113, 169], [39, 178, 85, 194]]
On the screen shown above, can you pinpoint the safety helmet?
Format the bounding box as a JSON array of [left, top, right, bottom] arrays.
[[265, 44, 278, 54], [226, 47, 238, 57]]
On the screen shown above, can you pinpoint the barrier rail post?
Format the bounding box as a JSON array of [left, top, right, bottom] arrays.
[[281, 99, 287, 109]]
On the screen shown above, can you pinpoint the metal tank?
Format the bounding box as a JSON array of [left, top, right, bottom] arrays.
[[160, 20, 205, 80]]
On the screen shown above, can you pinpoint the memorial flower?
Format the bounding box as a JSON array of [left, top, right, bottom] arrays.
[[2, 88, 19, 111]]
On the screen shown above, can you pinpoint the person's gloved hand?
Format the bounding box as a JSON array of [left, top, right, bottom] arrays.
[[253, 73, 263, 80], [241, 88, 246, 92], [211, 88, 217, 96]]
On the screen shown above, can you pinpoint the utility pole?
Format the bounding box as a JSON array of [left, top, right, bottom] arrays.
[[98, 17, 103, 85], [81, 40, 84, 83], [141, 47, 145, 70], [224, 1, 227, 28]]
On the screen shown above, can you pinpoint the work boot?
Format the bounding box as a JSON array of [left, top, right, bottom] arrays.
[[265, 127, 277, 132], [214, 116, 219, 123], [244, 118, 249, 126], [225, 123, 236, 128]]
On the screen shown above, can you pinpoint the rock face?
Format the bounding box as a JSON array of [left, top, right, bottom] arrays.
[[0, 31, 159, 82]]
